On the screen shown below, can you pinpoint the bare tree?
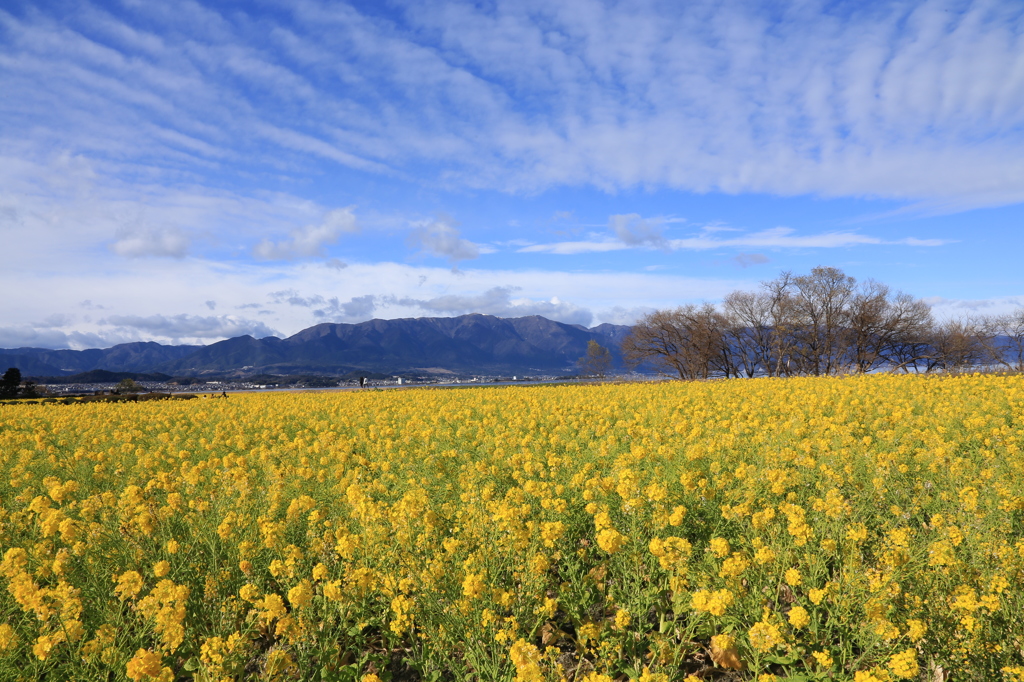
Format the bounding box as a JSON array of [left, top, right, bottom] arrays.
[[685, 304, 734, 379], [979, 310, 1024, 372], [845, 279, 891, 373], [846, 283, 934, 374], [622, 309, 691, 379], [622, 304, 728, 380], [722, 290, 773, 378], [620, 266, 983, 380], [577, 340, 613, 378], [1007, 309, 1024, 372], [761, 272, 801, 376], [927, 317, 992, 373], [790, 267, 856, 375], [880, 292, 935, 373]]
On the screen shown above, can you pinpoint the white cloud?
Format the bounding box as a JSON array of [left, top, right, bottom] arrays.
[[519, 240, 627, 255], [4, 1, 1023, 207], [0, 326, 130, 350], [733, 253, 770, 268], [99, 314, 280, 341], [111, 227, 191, 258], [253, 207, 359, 260], [407, 216, 481, 268], [521, 224, 954, 254], [0, 253, 755, 346], [32, 313, 74, 328], [609, 213, 667, 248], [924, 295, 1024, 319], [0, 152, 341, 269], [593, 306, 655, 327], [331, 295, 378, 321], [390, 286, 594, 326]]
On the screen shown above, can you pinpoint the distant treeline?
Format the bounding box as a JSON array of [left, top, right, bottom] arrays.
[[623, 266, 1024, 380]]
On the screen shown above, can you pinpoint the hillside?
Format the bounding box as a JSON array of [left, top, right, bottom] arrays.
[[2, 314, 631, 377]]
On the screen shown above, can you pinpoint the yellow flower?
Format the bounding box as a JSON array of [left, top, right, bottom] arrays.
[[114, 570, 145, 601], [636, 666, 670, 682], [153, 560, 170, 578], [0, 548, 28, 578], [691, 589, 735, 616], [812, 650, 833, 668], [288, 580, 313, 609], [261, 593, 287, 622], [0, 623, 18, 652], [888, 648, 919, 679], [509, 639, 543, 682], [165, 540, 179, 555], [808, 588, 826, 605], [709, 537, 730, 558], [906, 619, 927, 641], [577, 623, 601, 643], [748, 621, 784, 652], [33, 634, 60, 660], [239, 583, 260, 602], [126, 649, 168, 681], [787, 606, 810, 629], [754, 546, 776, 564], [784, 568, 802, 587], [719, 553, 750, 578], [582, 674, 613, 682], [846, 523, 868, 543], [648, 536, 692, 570], [534, 597, 557, 619], [596, 528, 627, 554], [390, 594, 414, 635], [323, 580, 343, 601], [540, 521, 566, 548], [854, 671, 885, 682], [462, 572, 486, 600], [709, 633, 743, 670], [614, 608, 632, 629]]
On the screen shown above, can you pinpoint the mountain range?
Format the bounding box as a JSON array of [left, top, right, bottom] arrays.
[[1, 314, 632, 377]]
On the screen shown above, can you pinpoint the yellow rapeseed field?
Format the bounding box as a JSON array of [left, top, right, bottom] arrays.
[[1, 374, 1023, 681]]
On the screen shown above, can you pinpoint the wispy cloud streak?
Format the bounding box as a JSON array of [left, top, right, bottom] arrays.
[[519, 226, 952, 255], [1, 1, 1022, 205]]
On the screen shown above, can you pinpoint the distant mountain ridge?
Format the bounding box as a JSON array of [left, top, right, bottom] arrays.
[[0, 342, 201, 377], [2, 314, 632, 377]]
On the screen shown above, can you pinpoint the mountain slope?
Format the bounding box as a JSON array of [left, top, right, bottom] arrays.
[[4, 314, 632, 376], [1, 342, 200, 376]]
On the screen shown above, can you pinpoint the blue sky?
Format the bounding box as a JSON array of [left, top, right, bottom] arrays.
[[2, 0, 1023, 348]]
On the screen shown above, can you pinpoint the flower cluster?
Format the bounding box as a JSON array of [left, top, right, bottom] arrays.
[[0, 373, 1022, 679]]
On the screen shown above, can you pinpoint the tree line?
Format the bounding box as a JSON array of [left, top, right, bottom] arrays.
[[622, 266, 1024, 380], [0, 368, 40, 399]]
